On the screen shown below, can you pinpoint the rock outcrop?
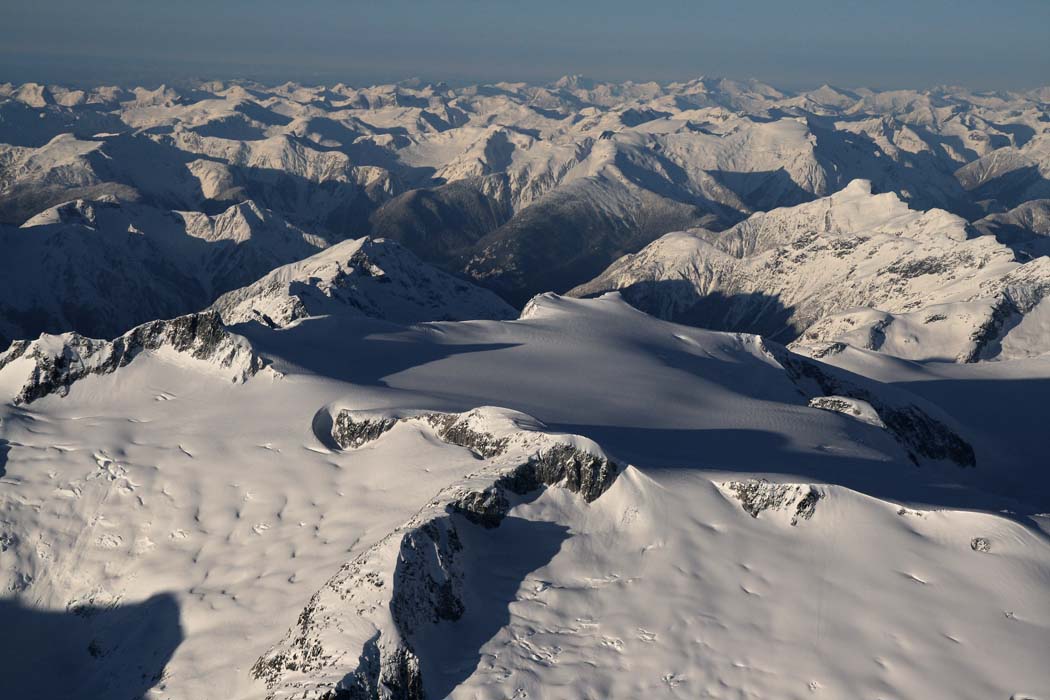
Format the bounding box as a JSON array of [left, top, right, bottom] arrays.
[[0, 311, 265, 404], [253, 406, 622, 700], [722, 479, 823, 526]]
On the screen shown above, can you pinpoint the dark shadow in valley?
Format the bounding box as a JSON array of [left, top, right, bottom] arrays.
[[966, 164, 1050, 211], [189, 116, 268, 141], [805, 117, 982, 219], [0, 438, 9, 477], [612, 148, 741, 221], [464, 176, 733, 307], [580, 280, 801, 342], [707, 168, 815, 211], [987, 121, 1036, 149], [367, 177, 512, 266], [0, 593, 182, 700], [665, 288, 799, 342]]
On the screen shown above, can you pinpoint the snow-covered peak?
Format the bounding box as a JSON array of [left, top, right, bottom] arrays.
[[0, 311, 265, 405], [19, 198, 114, 228], [716, 179, 971, 258], [569, 183, 1048, 360], [178, 200, 327, 248], [212, 236, 516, 327], [12, 82, 54, 108]]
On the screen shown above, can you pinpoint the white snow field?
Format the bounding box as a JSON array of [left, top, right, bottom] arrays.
[[1, 294, 1048, 700]]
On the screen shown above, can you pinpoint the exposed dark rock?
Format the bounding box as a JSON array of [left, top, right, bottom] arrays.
[[0, 311, 264, 405], [391, 518, 466, 635], [767, 343, 976, 467], [496, 443, 619, 504], [332, 414, 399, 450], [450, 444, 620, 528], [449, 487, 510, 528], [793, 490, 821, 525], [962, 294, 1019, 363], [725, 479, 822, 526], [809, 396, 860, 416], [423, 413, 510, 458]]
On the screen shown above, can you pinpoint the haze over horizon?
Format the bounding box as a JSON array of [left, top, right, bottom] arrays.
[[3, 0, 1049, 90]]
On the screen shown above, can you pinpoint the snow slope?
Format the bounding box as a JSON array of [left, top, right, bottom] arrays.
[[0, 293, 1046, 700], [211, 236, 516, 327], [571, 180, 1050, 361]]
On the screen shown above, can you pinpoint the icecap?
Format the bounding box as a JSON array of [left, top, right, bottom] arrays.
[[0, 293, 1047, 700]]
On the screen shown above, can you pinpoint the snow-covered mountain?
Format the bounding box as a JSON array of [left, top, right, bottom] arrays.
[[4, 78, 1050, 306], [1, 293, 1047, 700], [0, 199, 516, 347], [0, 198, 325, 346], [571, 180, 1050, 362], [212, 236, 516, 327]]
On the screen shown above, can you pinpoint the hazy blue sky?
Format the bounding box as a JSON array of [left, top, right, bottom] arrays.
[[2, 0, 1048, 90]]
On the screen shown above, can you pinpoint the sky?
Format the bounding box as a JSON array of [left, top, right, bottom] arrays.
[[2, 0, 1048, 90]]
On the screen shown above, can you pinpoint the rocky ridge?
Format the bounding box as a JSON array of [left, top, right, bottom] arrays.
[[253, 406, 622, 700], [0, 311, 265, 404]]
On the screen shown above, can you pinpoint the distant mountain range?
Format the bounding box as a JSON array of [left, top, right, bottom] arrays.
[[3, 77, 1050, 336]]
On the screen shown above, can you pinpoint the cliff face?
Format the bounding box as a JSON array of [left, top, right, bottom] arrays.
[[253, 407, 622, 700], [0, 311, 265, 405]]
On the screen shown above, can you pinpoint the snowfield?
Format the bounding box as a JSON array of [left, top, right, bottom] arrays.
[[1, 294, 1048, 699]]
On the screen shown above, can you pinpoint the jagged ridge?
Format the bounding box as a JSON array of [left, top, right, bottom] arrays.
[[0, 311, 265, 404], [254, 406, 622, 700]]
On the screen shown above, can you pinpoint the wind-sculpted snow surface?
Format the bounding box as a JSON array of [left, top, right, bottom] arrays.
[[0, 310, 265, 404], [253, 406, 621, 700]]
